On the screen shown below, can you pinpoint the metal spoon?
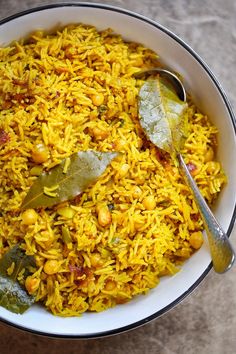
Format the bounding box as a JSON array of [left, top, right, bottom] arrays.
[[134, 68, 186, 101], [136, 68, 235, 273]]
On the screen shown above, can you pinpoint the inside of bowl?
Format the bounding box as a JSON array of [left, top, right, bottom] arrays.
[[0, 4, 235, 337]]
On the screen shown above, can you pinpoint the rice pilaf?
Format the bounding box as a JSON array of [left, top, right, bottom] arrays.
[[0, 24, 226, 316]]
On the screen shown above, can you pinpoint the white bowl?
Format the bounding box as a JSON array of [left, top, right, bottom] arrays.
[[0, 3, 235, 338]]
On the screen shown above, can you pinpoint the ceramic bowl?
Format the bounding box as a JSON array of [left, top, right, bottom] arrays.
[[0, 2, 235, 338]]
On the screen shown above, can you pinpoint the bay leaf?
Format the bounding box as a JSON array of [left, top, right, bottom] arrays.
[[138, 78, 188, 156], [22, 150, 119, 209], [0, 278, 35, 314], [0, 244, 36, 314]]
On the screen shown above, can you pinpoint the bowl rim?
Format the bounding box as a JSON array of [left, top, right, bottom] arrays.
[[0, 1, 236, 339]]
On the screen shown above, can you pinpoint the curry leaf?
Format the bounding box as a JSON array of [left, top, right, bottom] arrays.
[[0, 244, 36, 314], [138, 78, 188, 156], [22, 150, 119, 209]]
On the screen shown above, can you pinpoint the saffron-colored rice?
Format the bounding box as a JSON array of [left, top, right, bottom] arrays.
[[0, 24, 226, 316]]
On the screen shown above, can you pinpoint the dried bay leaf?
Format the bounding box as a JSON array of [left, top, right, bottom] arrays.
[[138, 78, 188, 156], [0, 244, 36, 314], [0, 277, 34, 314], [22, 150, 119, 209]]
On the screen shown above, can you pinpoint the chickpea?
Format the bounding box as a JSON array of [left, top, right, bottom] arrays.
[[105, 279, 117, 291], [25, 276, 40, 295], [118, 163, 130, 178], [30, 166, 43, 176], [142, 195, 156, 210], [31, 143, 49, 164], [43, 259, 60, 275], [98, 206, 112, 227], [204, 146, 214, 162], [57, 207, 75, 219], [91, 127, 108, 140], [179, 248, 191, 259], [191, 167, 200, 177], [90, 252, 103, 267], [114, 139, 126, 151], [132, 186, 142, 198], [132, 57, 143, 66], [134, 220, 144, 230], [21, 209, 38, 225], [189, 231, 204, 250], [92, 93, 104, 106]]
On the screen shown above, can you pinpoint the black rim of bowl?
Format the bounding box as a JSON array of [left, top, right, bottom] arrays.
[[0, 2, 235, 339]]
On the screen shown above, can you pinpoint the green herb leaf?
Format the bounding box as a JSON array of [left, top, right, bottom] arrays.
[[0, 244, 36, 314], [98, 105, 107, 114], [138, 78, 188, 156], [22, 150, 119, 209]]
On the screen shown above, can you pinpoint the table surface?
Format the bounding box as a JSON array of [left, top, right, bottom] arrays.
[[0, 1, 236, 353]]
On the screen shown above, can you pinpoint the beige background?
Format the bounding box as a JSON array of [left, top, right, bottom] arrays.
[[0, 1, 236, 353]]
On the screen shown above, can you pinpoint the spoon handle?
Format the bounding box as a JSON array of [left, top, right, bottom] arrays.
[[178, 153, 235, 273]]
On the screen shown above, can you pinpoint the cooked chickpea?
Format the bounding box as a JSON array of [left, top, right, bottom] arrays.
[[21, 209, 38, 225], [179, 248, 191, 258], [132, 57, 143, 66], [132, 186, 142, 198], [142, 195, 156, 210], [205, 146, 214, 162], [105, 280, 117, 291], [114, 139, 126, 151], [134, 221, 144, 230], [57, 207, 75, 219], [30, 166, 43, 176], [189, 168, 198, 177], [43, 259, 60, 275], [118, 163, 130, 178], [31, 143, 49, 164], [25, 276, 40, 295], [92, 93, 104, 106], [189, 231, 204, 250], [91, 127, 108, 140], [98, 206, 112, 227], [90, 252, 103, 267]]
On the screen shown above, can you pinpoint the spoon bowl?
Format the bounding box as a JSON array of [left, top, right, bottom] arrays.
[[134, 68, 187, 101]]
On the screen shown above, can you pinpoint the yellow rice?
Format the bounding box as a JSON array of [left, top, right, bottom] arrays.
[[0, 24, 226, 316]]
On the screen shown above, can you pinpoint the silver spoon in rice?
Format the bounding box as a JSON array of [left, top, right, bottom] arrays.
[[135, 68, 187, 101], [135, 68, 235, 273]]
